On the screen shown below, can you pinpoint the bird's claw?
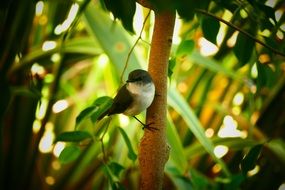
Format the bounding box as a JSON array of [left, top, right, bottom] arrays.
[[142, 122, 158, 131]]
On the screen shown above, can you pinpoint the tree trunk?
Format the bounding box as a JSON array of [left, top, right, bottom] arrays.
[[138, 8, 176, 190]]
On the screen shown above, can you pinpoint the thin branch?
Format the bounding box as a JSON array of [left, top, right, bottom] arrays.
[[195, 8, 285, 57], [99, 118, 111, 163], [120, 10, 151, 83]]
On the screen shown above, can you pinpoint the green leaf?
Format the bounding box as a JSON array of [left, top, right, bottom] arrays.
[[75, 106, 98, 126], [84, 3, 141, 80], [166, 113, 188, 173], [263, 36, 279, 50], [240, 144, 263, 174], [13, 37, 101, 72], [177, 0, 195, 21], [190, 169, 212, 189], [168, 86, 231, 177], [118, 127, 137, 161], [56, 131, 92, 142], [108, 161, 125, 177], [223, 173, 245, 190], [91, 96, 113, 122], [248, 0, 276, 23], [188, 51, 242, 81], [94, 117, 112, 138], [103, 164, 126, 190], [267, 139, 285, 164], [185, 137, 259, 158], [102, 0, 136, 33], [201, 17, 220, 44], [256, 62, 276, 90], [233, 33, 255, 66], [59, 145, 81, 164], [166, 167, 194, 190], [257, 4, 276, 23], [256, 62, 268, 90], [103, 164, 118, 184], [75, 96, 113, 127], [176, 40, 195, 56], [168, 58, 176, 79]]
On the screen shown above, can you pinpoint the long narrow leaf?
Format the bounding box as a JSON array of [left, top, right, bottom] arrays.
[[185, 137, 259, 158], [166, 113, 188, 173], [188, 51, 242, 81], [118, 127, 137, 161], [56, 131, 92, 142], [11, 38, 101, 72], [168, 87, 231, 177], [59, 145, 81, 164], [83, 3, 142, 80]]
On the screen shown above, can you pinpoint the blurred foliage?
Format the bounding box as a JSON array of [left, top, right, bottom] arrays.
[[1, 0, 285, 189]]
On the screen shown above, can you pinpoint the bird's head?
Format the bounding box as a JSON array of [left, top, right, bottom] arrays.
[[126, 69, 153, 85]]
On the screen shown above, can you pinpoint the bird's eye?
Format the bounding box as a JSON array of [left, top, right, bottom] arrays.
[[136, 76, 142, 81]]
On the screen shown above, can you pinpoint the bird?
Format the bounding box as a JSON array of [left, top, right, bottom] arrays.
[[98, 69, 157, 130]]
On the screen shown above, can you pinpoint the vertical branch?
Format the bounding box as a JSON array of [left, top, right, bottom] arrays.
[[138, 9, 176, 190]]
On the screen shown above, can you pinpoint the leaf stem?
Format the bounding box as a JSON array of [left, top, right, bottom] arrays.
[[99, 117, 111, 163]]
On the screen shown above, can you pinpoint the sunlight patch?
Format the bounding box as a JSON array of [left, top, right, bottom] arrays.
[[214, 145, 229, 158]]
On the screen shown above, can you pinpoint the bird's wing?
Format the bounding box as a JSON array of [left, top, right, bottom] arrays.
[[108, 84, 133, 115]]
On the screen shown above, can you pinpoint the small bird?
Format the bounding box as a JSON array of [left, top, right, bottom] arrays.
[[98, 69, 156, 130]]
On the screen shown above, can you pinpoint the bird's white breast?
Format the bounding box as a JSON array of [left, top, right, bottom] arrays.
[[124, 82, 155, 116]]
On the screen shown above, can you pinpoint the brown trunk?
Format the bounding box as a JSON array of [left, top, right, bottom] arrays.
[[138, 9, 176, 190]]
